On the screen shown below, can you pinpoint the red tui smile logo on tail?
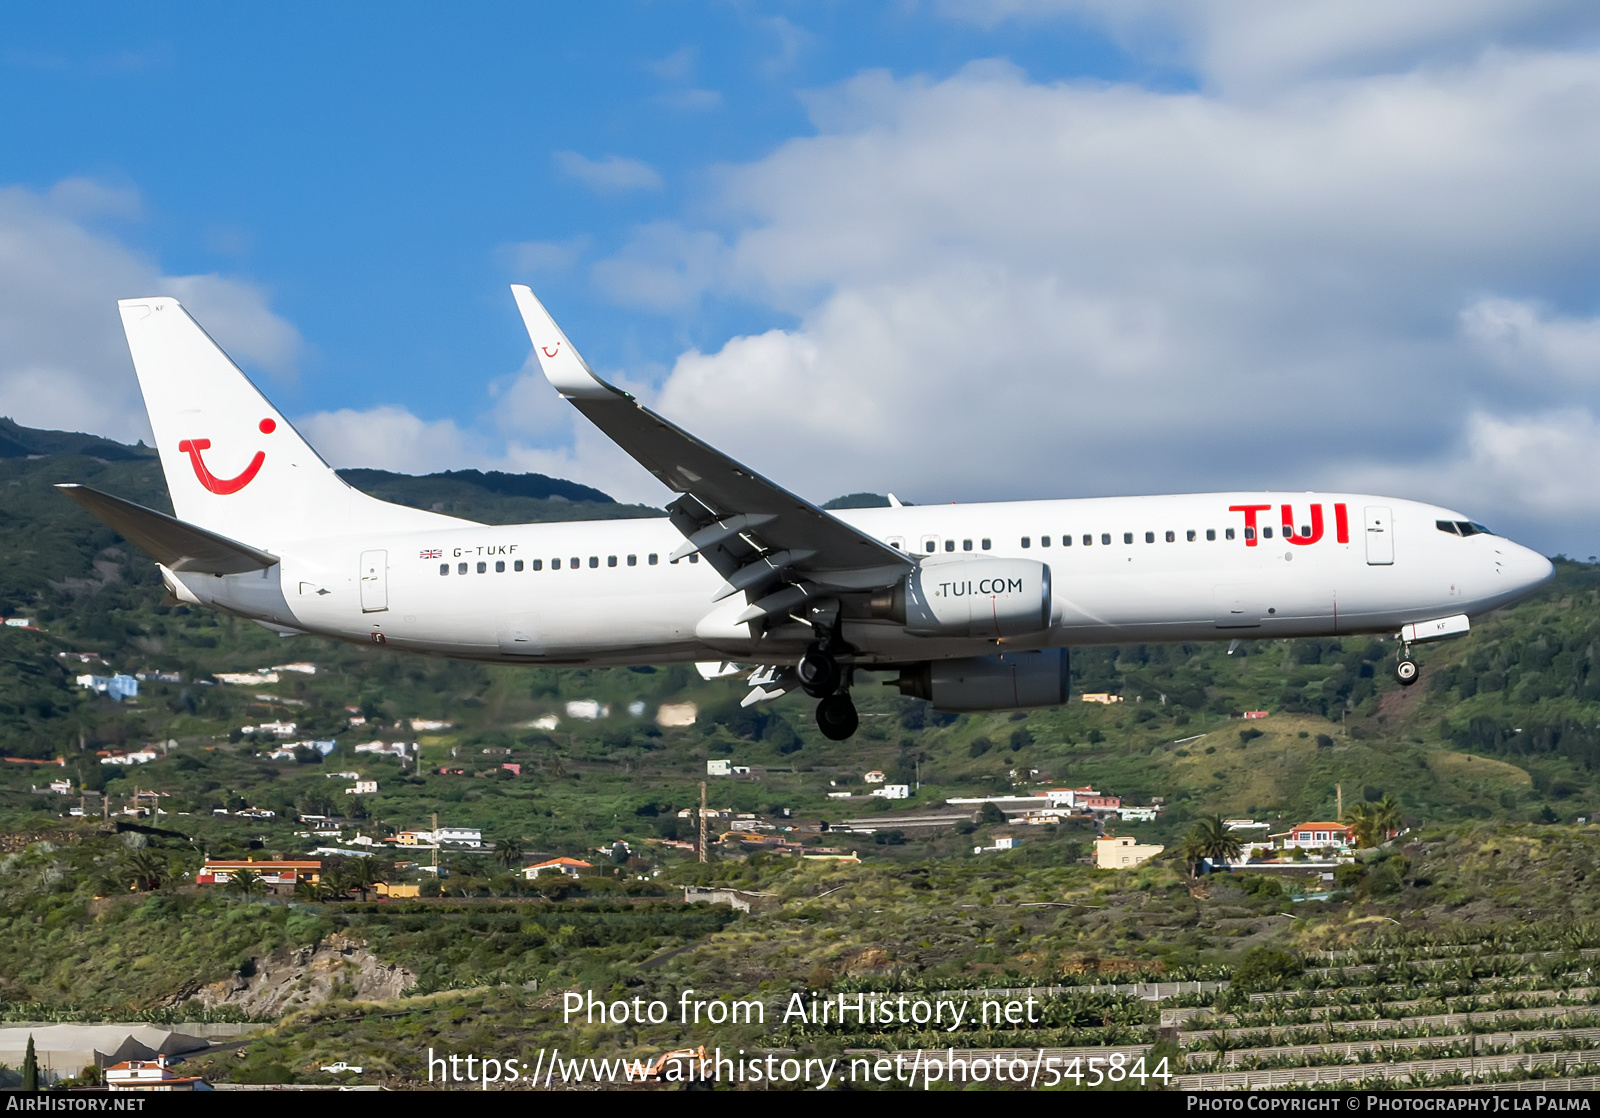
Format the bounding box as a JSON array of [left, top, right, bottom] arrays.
[[177, 418, 275, 495]]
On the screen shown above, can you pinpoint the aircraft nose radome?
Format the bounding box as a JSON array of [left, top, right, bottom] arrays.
[[1513, 547, 1555, 590]]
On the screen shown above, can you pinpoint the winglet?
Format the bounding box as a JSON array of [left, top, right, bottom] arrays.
[[510, 286, 630, 401]]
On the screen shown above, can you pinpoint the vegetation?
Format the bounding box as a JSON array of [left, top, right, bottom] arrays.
[[2, 419, 1600, 1088]]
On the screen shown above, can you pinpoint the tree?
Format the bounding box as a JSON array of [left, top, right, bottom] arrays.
[[124, 849, 166, 892], [494, 837, 524, 871], [1182, 814, 1242, 875], [229, 869, 265, 898], [1348, 796, 1404, 847], [21, 1034, 37, 1091], [347, 859, 382, 901], [293, 878, 324, 902]]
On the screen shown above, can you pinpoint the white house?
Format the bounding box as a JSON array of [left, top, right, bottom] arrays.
[[437, 826, 483, 848], [706, 759, 732, 776], [345, 780, 379, 795], [872, 784, 910, 800], [863, 770, 885, 784]]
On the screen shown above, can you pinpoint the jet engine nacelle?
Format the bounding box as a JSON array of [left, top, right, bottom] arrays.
[[870, 558, 1052, 639], [894, 649, 1070, 712]]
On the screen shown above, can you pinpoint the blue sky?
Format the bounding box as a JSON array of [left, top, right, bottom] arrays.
[[0, 4, 1138, 416], [4, 2, 1600, 556]]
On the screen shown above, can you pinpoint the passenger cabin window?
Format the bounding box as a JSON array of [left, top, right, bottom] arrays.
[[608, 555, 617, 567], [1144, 531, 1154, 543], [944, 539, 955, 552], [648, 553, 659, 565], [1062, 535, 1072, 546], [477, 561, 487, 573], [1185, 530, 1195, 542], [532, 559, 542, 571], [1021, 536, 1031, 548], [495, 560, 505, 573], [570, 556, 579, 568], [1123, 532, 1133, 544], [1262, 526, 1273, 539], [1207, 529, 1216, 541], [1166, 530, 1176, 543], [552, 558, 561, 569], [922, 537, 937, 554], [514, 559, 524, 572], [1225, 528, 1234, 540], [982, 538, 991, 550], [1083, 534, 1093, 546], [439, 563, 449, 576], [1100, 533, 1110, 545], [589, 556, 599, 568], [1040, 535, 1050, 547], [458, 562, 468, 575], [689, 554, 699, 564], [1243, 528, 1254, 540], [963, 538, 973, 551], [627, 554, 637, 566]]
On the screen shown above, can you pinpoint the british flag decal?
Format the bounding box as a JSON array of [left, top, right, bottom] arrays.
[[419, 548, 442, 559]]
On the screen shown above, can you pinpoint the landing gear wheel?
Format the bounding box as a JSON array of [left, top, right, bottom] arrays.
[[1395, 657, 1420, 687], [797, 647, 842, 698], [816, 693, 859, 741]]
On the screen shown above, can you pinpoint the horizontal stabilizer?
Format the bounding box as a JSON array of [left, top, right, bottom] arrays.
[[56, 484, 278, 575]]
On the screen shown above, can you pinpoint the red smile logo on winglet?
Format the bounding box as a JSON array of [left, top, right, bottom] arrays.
[[178, 418, 275, 495]]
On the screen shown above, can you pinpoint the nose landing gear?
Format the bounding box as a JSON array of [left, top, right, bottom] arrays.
[[1395, 646, 1421, 687]]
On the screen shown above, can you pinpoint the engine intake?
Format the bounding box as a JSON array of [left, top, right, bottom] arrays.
[[894, 649, 1069, 712], [869, 558, 1052, 639]]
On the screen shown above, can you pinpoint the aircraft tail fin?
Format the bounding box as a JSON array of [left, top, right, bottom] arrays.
[[117, 297, 471, 547]]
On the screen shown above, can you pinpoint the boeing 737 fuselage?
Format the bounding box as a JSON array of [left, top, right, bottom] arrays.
[[60, 289, 1554, 741]]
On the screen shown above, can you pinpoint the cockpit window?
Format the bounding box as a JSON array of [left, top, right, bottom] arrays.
[[1436, 519, 1460, 535], [1439, 519, 1495, 537]]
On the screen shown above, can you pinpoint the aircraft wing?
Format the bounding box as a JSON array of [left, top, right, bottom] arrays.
[[511, 286, 912, 621], [57, 484, 279, 575]]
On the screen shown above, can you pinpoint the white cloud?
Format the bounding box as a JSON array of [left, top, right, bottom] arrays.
[[554, 152, 664, 194], [0, 181, 301, 444], [576, 48, 1600, 553], [294, 406, 481, 474], [938, 0, 1600, 91], [499, 237, 588, 275], [1461, 298, 1600, 387]]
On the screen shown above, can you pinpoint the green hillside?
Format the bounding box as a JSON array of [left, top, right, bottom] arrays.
[[5, 420, 1600, 1088]]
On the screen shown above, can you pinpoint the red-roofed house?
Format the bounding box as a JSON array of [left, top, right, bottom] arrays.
[[106, 1057, 207, 1091], [1281, 822, 1352, 850], [523, 857, 592, 880]]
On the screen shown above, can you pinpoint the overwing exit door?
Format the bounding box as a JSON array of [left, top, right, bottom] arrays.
[[1364, 507, 1393, 566], [360, 550, 388, 612]]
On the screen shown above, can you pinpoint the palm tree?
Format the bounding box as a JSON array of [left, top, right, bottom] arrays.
[[124, 849, 166, 892], [1346, 802, 1380, 847], [494, 837, 524, 871], [347, 858, 385, 901], [1373, 795, 1403, 840], [1348, 796, 1404, 847], [229, 869, 265, 898], [293, 878, 324, 902], [1183, 815, 1242, 874]]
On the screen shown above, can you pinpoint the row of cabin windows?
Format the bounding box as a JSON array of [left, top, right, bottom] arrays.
[[440, 552, 669, 575], [893, 527, 1253, 554], [1021, 528, 1247, 547]]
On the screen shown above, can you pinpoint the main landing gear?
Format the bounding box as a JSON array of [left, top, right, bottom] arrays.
[[799, 643, 858, 740], [1395, 647, 1421, 687]]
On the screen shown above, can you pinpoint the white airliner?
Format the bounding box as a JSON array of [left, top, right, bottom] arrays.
[[60, 288, 1554, 740]]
